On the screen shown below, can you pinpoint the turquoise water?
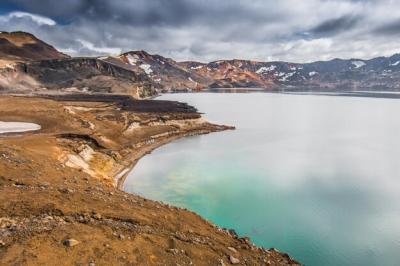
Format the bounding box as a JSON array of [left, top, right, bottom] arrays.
[[124, 93, 400, 266]]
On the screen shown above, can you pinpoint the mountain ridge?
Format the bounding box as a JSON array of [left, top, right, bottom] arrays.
[[0, 31, 69, 66], [1, 31, 400, 95], [113, 49, 400, 91]]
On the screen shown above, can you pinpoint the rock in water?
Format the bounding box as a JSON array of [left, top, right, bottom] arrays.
[[63, 239, 80, 247]]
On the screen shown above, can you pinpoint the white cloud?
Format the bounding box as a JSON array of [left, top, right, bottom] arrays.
[[77, 39, 122, 55], [0, 11, 56, 26]]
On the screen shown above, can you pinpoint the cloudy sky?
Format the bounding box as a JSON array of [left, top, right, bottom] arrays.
[[0, 0, 400, 63]]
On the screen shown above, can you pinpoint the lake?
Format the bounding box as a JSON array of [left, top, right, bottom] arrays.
[[124, 92, 400, 266]]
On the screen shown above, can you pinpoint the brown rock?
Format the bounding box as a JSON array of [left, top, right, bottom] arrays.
[[227, 247, 237, 253], [229, 255, 240, 264], [168, 237, 177, 249], [63, 239, 80, 247]]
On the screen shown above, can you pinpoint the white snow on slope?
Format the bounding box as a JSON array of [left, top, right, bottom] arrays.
[[309, 71, 318, 77], [256, 65, 276, 74], [390, 61, 400, 66], [351, 61, 366, 68], [139, 64, 153, 75], [126, 54, 139, 65], [279, 72, 295, 81], [0, 121, 41, 134]]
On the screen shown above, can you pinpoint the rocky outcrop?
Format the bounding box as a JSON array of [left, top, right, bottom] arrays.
[[0, 58, 157, 98], [20, 58, 156, 97]]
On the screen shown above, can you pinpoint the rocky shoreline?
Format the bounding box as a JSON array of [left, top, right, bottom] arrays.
[[115, 128, 233, 190], [0, 94, 300, 265]]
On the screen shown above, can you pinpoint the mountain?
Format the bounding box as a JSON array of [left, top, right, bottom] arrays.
[[100, 51, 213, 90], [18, 57, 156, 97], [105, 51, 400, 91], [0, 32, 156, 97], [1, 31, 400, 94], [0, 31, 69, 66], [180, 56, 400, 91], [180, 60, 277, 89]]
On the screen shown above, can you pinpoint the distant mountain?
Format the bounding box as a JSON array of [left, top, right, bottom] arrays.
[[179, 60, 277, 89], [105, 51, 400, 91], [0, 31, 69, 66], [100, 51, 212, 90], [179, 56, 400, 91], [1, 31, 400, 95]]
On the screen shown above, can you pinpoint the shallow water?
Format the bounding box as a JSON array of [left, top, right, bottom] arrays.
[[0, 121, 41, 134], [124, 93, 400, 266]]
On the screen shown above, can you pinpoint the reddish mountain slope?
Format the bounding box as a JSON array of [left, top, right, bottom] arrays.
[[0, 31, 69, 66]]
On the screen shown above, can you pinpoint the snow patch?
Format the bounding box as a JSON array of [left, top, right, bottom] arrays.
[[126, 54, 139, 65], [139, 64, 153, 75], [191, 65, 203, 70], [279, 72, 295, 82], [309, 71, 318, 77], [351, 61, 366, 68], [390, 61, 400, 66], [0, 121, 41, 134], [256, 65, 276, 74], [275, 72, 286, 77]]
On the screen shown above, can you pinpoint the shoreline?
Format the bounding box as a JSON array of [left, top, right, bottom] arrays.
[[115, 123, 234, 190], [0, 94, 300, 265]]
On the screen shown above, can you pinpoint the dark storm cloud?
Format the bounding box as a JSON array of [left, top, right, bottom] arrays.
[[310, 15, 361, 36], [5, 0, 280, 26], [1, 0, 400, 62], [374, 20, 400, 36]]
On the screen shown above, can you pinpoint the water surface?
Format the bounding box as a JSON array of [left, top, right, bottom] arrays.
[[124, 93, 400, 266]]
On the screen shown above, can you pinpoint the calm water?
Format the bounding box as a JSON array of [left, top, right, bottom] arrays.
[[124, 93, 400, 266]]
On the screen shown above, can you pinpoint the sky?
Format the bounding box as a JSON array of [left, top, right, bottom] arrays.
[[0, 0, 400, 63]]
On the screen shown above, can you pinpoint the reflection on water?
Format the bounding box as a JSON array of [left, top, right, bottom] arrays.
[[124, 93, 400, 266]]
